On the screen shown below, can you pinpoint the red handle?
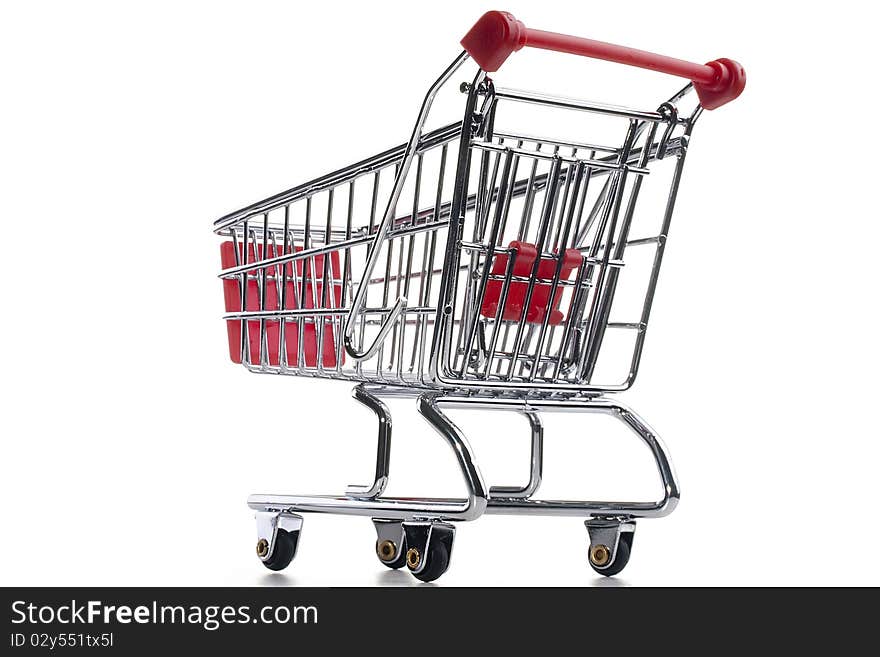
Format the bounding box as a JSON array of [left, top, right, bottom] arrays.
[[461, 11, 745, 110]]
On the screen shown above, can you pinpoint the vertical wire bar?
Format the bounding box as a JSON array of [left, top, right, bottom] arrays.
[[230, 224, 244, 365], [564, 168, 612, 368], [582, 122, 658, 382], [495, 324, 511, 375], [297, 198, 312, 370], [481, 144, 523, 376], [369, 171, 380, 234], [483, 247, 517, 377], [396, 233, 416, 380], [515, 146, 560, 380], [574, 176, 612, 248], [495, 140, 522, 245], [317, 188, 334, 372], [516, 143, 543, 241], [553, 257, 591, 380], [479, 140, 504, 238], [338, 181, 355, 372], [517, 325, 536, 377], [239, 220, 251, 365], [287, 221, 302, 370], [459, 148, 515, 376], [541, 148, 579, 377], [528, 163, 585, 381], [259, 213, 269, 368], [358, 173, 381, 377], [550, 149, 577, 250], [396, 153, 422, 379], [625, 126, 690, 386], [569, 150, 595, 247], [431, 75, 486, 383], [573, 178, 617, 375], [412, 229, 432, 374], [579, 120, 642, 381], [376, 231, 395, 380], [306, 205, 321, 369], [612, 126, 658, 259], [454, 144, 493, 372], [539, 327, 558, 379], [473, 147, 494, 239], [388, 232, 406, 374], [464, 141, 504, 340], [417, 143, 447, 383], [277, 209, 290, 371], [376, 163, 401, 378], [506, 156, 563, 379]]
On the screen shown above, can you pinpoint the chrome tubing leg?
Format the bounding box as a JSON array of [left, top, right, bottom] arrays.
[[415, 393, 489, 522], [485, 399, 679, 518], [426, 394, 679, 519], [345, 385, 392, 500], [247, 391, 489, 523], [612, 402, 680, 517], [488, 410, 543, 499]]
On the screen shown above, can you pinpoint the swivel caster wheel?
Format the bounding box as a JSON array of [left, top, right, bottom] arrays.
[[586, 518, 635, 577], [402, 521, 454, 583], [255, 511, 303, 572], [258, 528, 299, 571], [405, 541, 450, 583]]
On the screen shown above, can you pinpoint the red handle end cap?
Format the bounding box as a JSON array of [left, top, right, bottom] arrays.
[[694, 58, 746, 110], [461, 10, 527, 72]]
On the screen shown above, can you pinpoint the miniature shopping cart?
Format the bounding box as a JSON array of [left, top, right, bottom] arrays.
[[215, 11, 745, 581]]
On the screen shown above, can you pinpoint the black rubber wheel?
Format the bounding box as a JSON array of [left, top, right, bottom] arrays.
[[376, 539, 407, 570], [590, 536, 631, 577], [261, 528, 298, 572], [410, 542, 450, 583]]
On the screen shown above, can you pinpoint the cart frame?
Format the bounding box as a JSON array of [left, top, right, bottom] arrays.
[[217, 11, 744, 580]]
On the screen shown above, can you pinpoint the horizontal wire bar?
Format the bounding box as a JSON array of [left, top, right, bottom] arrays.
[[493, 130, 620, 154], [471, 141, 651, 174], [491, 86, 672, 122], [606, 322, 647, 330], [213, 122, 462, 232], [223, 306, 437, 321], [219, 219, 448, 278]]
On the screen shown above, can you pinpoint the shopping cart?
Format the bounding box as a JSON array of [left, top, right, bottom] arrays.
[[215, 10, 745, 581]]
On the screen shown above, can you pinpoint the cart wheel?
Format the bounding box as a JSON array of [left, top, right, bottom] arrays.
[[589, 534, 631, 577], [376, 538, 407, 569], [407, 541, 450, 583], [260, 528, 298, 572]]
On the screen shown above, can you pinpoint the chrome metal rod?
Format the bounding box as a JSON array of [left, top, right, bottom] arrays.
[[488, 411, 543, 499], [343, 51, 470, 361], [344, 385, 393, 500]]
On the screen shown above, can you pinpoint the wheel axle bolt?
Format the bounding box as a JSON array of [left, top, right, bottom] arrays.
[[406, 547, 422, 570], [590, 544, 611, 567], [256, 538, 269, 558], [377, 540, 397, 562]]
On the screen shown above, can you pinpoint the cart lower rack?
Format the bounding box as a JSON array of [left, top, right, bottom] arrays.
[[215, 11, 744, 581]]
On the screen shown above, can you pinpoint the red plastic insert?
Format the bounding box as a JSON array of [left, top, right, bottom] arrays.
[[480, 241, 581, 326], [220, 241, 342, 367]]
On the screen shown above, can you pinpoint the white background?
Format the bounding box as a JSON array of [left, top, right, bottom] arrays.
[[2, 0, 878, 586]]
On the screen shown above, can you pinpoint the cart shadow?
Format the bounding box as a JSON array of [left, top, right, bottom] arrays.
[[257, 572, 299, 587], [255, 571, 627, 587], [373, 570, 429, 587], [592, 576, 630, 587]]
